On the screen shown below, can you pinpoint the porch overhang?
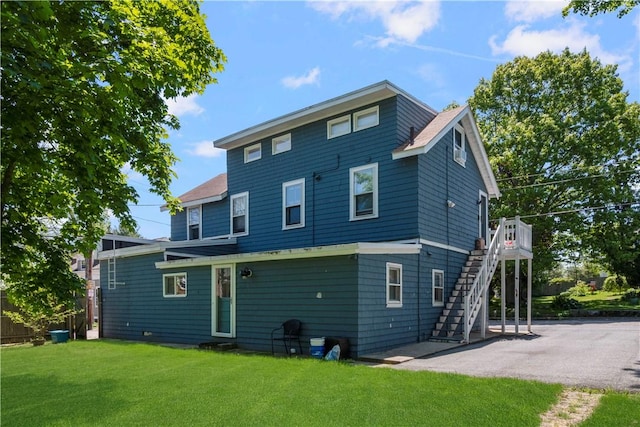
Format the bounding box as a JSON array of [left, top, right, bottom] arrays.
[[155, 241, 422, 269]]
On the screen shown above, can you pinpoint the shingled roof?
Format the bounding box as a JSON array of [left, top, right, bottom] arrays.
[[160, 173, 227, 211]]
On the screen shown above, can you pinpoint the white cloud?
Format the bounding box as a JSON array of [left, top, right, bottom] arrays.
[[165, 94, 205, 117], [504, 0, 566, 23], [309, 1, 441, 45], [185, 140, 225, 158], [281, 67, 321, 89], [489, 22, 631, 69]]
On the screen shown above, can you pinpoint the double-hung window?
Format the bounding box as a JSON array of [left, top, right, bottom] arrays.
[[350, 163, 378, 221], [453, 124, 467, 166], [163, 273, 187, 297], [231, 192, 249, 236], [187, 206, 201, 240], [386, 263, 402, 308], [433, 269, 444, 307], [282, 179, 305, 229]]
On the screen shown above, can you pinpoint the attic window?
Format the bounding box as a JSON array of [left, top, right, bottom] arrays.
[[453, 124, 467, 167], [354, 106, 379, 132], [327, 115, 351, 139], [272, 134, 291, 155], [244, 143, 262, 163]]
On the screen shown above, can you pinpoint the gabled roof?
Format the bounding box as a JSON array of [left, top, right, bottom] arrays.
[[213, 80, 437, 150], [392, 105, 500, 199], [160, 173, 227, 212]]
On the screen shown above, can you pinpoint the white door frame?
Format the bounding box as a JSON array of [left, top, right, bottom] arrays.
[[212, 264, 236, 338]]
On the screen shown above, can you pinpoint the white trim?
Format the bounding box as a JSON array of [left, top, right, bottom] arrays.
[[418, 239, 470, 255], [230, 192, 249, 236], [353, 105, 379, 132], [213, 80, 437, 150], [386, 262, 403, 308], [391, 106, 500, 199], [349, 163, 379, 221], [432, 269, 444, 307], [187, 205, 202, 241], [478, 190, 489, 242], [164, 251, 202, 261], [282, 178, 305, 230], [155, 242, 422, 269], [162, 272, 187, 298], [272, 133, 291, 155], [96, 237, 237, 260], [244, 143, 262, 163], [212, 265, 236, 338], [160, 193, 226, 212], [327, 115, 351, 139]]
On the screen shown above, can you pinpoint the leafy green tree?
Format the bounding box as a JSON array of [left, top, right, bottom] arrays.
[[1, 1, 226, 308], [469, 49, 640, 285], [563, 0, 639, 18]]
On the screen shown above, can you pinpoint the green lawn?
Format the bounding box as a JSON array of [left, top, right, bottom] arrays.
[[1, 340, 566, 426]]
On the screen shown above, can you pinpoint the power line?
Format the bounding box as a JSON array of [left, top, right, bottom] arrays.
[[501, 169, 637, 191], [516, 202, 639, 219], [495, 161, 636, 183]]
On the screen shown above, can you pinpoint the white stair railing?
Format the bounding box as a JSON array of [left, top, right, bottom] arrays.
[[463, 218, 504, 343]]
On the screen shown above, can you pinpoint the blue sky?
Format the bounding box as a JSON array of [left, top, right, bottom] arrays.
[[124, 0, 640, 239]]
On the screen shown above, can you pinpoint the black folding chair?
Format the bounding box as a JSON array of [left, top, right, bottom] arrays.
[[270, 319, 302, 356]]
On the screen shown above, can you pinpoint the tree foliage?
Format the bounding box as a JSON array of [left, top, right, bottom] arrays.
[[469, 49, 640, 284], [563, 0, 639, 18], [1, 0, 226, 307]]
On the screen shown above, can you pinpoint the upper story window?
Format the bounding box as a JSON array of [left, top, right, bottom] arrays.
[[272, 134, 291, 155], [231, 192, 249, 236], [353, 106, 379, 132], [350, 163, 378, 221], [163, 272, 187, 297], [432, 269, 444, 307], [187, 206, 201, 240], [386, 263, 402, 308], [244, 143, 262, 163], [453, 123, 467, 167], [327, 115, 351, 139], [282, 179, 305, 230]]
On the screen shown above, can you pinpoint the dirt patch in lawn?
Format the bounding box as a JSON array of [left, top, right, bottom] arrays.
[[540, 389, 602, 427]]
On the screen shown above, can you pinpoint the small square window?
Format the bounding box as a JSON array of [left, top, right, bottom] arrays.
[[244, 143, 262, 163], [272, 134, 291, 155], [354, 106, 379, 132], [163, 273, 187, 297], [327, 115, 351, 139], [433, 269, 444, 307], [386, 263, 402, 308]]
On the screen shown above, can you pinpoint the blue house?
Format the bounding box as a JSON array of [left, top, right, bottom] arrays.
[[98, 81, 532, 357]]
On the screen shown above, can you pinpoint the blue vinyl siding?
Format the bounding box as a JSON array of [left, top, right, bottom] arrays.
[[100, 253, 214, 344], [171, 200, 229, 241], [418, 128, 488, 250], [235, 256, 358, 355]]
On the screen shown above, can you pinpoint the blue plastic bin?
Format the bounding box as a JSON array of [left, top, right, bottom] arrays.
[[50, 330, 69, 344]]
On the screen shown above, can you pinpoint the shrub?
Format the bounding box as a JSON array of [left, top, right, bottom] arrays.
[[566, 281, 591, 297], [602, 275, 629, 293], [551, 293, 582, 310], [621, 288, 640, 304]]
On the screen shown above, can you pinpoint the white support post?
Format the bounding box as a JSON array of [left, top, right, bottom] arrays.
[[481, 269, 487, 339], [527, 258, 532, 333], [514, 256, 520, 334], [501, 258, 506, 334]]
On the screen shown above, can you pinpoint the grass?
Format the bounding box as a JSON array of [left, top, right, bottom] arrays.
[[581, 393, 640, 426], [0, 340, 566, 426], [493, 291, 640, 319]]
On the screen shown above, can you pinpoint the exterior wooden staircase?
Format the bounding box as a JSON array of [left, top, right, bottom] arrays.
[[431, 250, 486, 342]]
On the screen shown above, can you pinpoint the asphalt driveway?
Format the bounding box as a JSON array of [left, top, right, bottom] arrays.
[[392, 319, 640, 391]]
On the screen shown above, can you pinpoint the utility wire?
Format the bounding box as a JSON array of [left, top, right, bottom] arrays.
[[501, 169, 637, 190], [495, 161, 636, 182]]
